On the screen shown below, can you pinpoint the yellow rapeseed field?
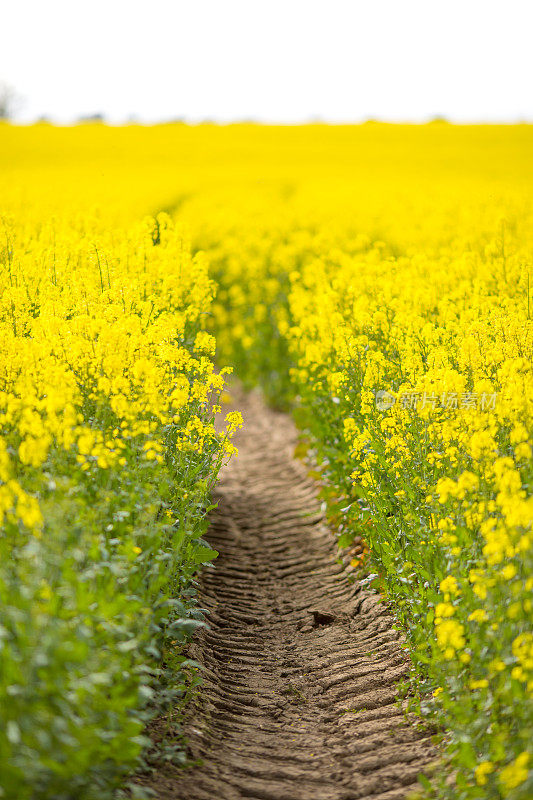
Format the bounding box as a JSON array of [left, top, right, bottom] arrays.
[[1, 121, 531, 799], [0, 123, 242, 798]]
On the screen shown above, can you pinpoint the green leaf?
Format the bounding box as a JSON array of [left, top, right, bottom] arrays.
[[191, 546, 218, 564]]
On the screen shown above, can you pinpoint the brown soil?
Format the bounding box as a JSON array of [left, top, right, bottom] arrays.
[[140, 391, 436, 799]]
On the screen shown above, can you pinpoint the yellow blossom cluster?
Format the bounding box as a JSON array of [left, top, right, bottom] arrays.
[[0, 210, 232, 535]]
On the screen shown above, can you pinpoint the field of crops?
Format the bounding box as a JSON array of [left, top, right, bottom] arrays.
[[1, 122, 532, 799]]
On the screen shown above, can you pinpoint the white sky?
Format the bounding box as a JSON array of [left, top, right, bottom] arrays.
[[1, 0, 532, 124]]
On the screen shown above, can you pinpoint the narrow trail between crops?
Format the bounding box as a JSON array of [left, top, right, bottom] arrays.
[[142, 392, 435, 800]]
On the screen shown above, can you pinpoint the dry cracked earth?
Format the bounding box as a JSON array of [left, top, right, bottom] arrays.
[[140, 392, 436, 800]]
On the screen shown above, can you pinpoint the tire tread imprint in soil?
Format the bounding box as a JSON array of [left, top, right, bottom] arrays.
[[139, 391, 436, 800]]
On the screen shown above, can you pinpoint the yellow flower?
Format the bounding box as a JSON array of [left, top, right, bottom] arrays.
[[225, 411, 243, 435], [500, 752, 530, 791], [475, 760, 494, 786], [501, 563, 517, 580], [469, 679, 489, 689], [39, 583, 53, 601], [439, 575, 459, 596], [435, 619, 465, 655], [193, 331, 216, 356], [435, 602, 455, 620], [18, 435, 52, 468], [468, 609, 488, 623]]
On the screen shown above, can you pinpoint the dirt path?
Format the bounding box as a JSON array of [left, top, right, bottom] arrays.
[[141, 392, 435, 799]]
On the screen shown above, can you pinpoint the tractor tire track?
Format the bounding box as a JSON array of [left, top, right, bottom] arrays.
[[141, 391, 435, 799]]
